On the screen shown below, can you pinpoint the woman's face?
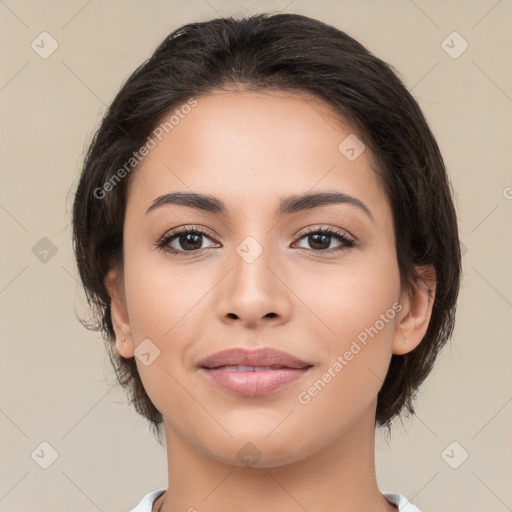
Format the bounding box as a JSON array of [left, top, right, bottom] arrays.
[[108, 89, 412, 466]]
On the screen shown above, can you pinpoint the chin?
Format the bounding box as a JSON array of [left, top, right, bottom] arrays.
[[201, 429, 316, 469]]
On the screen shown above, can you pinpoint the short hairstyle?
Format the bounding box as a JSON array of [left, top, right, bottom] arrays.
[[71, 12, 461, 440]]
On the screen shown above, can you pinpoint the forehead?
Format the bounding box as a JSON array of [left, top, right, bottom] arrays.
[[126, 89, 389, 221]]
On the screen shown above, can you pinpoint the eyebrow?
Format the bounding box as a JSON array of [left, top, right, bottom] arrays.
[[145, 191, 373, 222]]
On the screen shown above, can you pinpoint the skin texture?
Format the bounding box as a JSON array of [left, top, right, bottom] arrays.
[[105, 90, 436, 512]]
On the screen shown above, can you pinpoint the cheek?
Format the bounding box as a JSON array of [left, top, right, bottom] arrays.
[[293, 247, 402, 348], [293, 248, 402, 403], [120, 244, 218, 408], [292, 282, 401, 444], [122, 240, 206, 341]]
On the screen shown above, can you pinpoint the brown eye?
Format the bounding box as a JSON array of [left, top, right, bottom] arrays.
[[155, 226, 219, 256], [294, 226, 356, 252]]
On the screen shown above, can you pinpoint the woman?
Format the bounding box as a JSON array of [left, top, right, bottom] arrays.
[[72, 12, 461, 512]]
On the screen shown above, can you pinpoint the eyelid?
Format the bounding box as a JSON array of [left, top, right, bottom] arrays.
[[163, 224, 217, 239], [155, 223, 357, 255], [295, 224, 356, 242], [159, 224, 355, 242], [155, 224, 219, 250]]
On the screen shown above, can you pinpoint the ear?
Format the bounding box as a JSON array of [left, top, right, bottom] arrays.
[[392, 265, 437, 355], [104, 266, 135, 359]]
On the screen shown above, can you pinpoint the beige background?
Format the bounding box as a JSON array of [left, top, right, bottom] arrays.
[[1, 0, 511, 510]]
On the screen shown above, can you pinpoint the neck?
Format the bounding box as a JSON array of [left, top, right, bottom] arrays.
[[154, 404, 397, 512]]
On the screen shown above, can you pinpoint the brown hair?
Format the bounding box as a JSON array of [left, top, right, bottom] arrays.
[[71, 12, 461, 441]]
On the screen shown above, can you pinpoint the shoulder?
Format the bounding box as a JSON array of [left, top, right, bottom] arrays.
[[130, 490, 419, 512], [129, 489, 166, 512], [384, 493, 422, 511]]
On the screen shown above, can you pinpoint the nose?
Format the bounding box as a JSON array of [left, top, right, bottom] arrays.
[[216, 244, 292, 329]]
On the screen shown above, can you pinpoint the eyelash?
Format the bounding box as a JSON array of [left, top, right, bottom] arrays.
[[154, 225, 357, 257]]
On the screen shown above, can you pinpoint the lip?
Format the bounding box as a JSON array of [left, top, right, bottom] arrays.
[[198, 347, 311, 369], [197, 347, 313, 397]]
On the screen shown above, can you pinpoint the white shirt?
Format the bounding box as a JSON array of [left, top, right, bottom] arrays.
[[129, 489, 422, 511]]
